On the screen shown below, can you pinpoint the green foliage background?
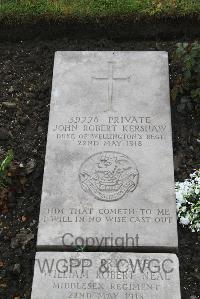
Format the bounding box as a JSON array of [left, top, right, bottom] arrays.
[[0, 150, 14, 187], [172, 42, 200, 104], [0, 0, 199, 21]]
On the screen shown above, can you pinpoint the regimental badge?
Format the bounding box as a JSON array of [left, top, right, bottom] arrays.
[[79, 151, 139, 202]]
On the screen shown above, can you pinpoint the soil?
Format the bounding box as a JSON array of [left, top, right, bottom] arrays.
[[0, 16, 199, 42], [0, 37, 199, 299]]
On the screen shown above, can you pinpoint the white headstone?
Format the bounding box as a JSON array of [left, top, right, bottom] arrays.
[[31, 252, 181, 299], [37, 51, 177, 250]]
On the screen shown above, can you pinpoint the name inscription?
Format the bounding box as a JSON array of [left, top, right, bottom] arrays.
[[53, 115, 167, 148]]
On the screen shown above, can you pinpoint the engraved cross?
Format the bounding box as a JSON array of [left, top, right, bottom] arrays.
[[92, 62, 131, 111]]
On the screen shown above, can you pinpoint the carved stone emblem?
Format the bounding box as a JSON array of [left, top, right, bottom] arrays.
[[92, 61, 131, 112], [79, 151, 139, 202]]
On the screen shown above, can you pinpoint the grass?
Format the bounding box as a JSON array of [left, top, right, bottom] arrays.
[[0, 149, 14, 188], [0, 0, 199, 22]]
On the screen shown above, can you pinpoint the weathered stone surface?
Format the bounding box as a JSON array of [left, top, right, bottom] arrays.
[[37, 51, 178, 250], [31, 252, 181, 299]]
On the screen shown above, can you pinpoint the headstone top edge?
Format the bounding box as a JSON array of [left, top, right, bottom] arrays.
[[54, 50, 168, 57]]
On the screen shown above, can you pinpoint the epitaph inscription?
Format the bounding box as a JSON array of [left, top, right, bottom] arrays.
[[79, 151, 139, 202]]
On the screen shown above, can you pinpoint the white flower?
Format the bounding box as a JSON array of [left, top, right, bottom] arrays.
[[194, 177, 200, 184], [181, 206, 187, 212], [176, 170, 200, 232], [176, 190, 185, 203], [183, 181, 192, 193], [180, 216, 190, 226], [177, 181, 193, 196], [195, 223, 200, 231], [176, 202, 182, 212]]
